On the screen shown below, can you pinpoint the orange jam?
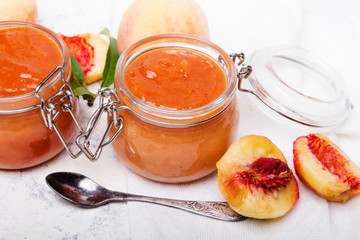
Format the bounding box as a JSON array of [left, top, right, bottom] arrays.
[[111, 35, 239, 183], [0, 27, 62, 97], [0, 23, 78, 169], [124, 48, 227, 110]]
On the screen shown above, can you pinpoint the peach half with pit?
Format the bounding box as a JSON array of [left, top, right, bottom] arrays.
[[61, 33, 109, 84], [293, 133, 360, 202], [216, 135, 299, 219]]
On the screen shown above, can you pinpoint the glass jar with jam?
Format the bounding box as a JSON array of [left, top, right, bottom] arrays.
[[0, 22, 79, 169], [110, 34, 241, 183]]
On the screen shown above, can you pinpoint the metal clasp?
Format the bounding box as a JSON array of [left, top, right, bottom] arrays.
[[75, 88, 123, 161], [230, 52, 253, 93], [35, 66, 83, 158], [35, 68, 124, 161]]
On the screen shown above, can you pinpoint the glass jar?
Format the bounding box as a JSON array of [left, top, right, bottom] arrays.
[[110, 34, 240, 183], [0, 22, 79, 169]]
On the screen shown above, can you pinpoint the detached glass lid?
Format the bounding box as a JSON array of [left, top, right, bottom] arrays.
[[239, 46, 352, 130]]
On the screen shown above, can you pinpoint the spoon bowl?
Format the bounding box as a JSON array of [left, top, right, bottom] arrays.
[[46, 172, 246, 221], [46, 172, 115, 207]]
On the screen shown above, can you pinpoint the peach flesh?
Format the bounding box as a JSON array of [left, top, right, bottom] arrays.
[[61, 33, 108, 84], [61, 34, 95, 75], [307, 134, 360, 190]]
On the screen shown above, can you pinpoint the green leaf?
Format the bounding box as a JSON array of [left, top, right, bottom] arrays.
[[70, 53, 85, 83], [100, 28, 111, 38], [101, 34, 119, 88], [71, 83, 95, 97], [69, 53, 96, 106], [70, 77, 96, 106]]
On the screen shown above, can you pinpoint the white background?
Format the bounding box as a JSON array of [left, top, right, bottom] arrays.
[[1, 0, 360, 239]]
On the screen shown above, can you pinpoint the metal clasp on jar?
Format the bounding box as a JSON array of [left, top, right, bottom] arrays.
[[229, 52, 253, 92], [231, 52, 287, 120], [35, 67, 123, 161], [75, 88, 123, 161], [231, 52, 282, 112], [35, 66, 83, 158]]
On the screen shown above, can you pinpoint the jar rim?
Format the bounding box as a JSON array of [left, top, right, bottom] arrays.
[[0, 21, 69, 103], [115, 34, 237, 124]]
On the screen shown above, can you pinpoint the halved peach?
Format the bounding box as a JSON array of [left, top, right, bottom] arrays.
[[216, 135, 299, 219], [61, 33, 109, 84], [293, 133, 360, 202]]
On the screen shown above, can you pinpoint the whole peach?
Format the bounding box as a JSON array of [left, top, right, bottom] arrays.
[[117, 0, 209, 53], [0, 0, 37, 23]]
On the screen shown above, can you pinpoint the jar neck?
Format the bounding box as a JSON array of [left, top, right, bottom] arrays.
[[115, 34, 238, 125]]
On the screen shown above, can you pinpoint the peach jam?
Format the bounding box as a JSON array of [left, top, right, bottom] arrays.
[[124, 47, 227, 110], [0, 22, 78, 169], [111, 34, 239, 183]]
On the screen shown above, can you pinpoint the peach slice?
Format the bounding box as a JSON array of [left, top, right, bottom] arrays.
[[61, 33, 109, 84], [216, 135, 299, 219], [293, 133, 360, 202]]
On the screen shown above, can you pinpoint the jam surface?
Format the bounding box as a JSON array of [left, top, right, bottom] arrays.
[[124, 47, 227, 110], [0, 27, 62, 97]]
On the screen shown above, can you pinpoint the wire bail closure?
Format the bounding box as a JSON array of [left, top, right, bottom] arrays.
[[35, 68, 123, 161], [75, 88, 123, 161], [35, 66, 83, 158], [230, 52, 253, 93]]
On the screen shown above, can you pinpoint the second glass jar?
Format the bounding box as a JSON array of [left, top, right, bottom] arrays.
[[111, 34, 239, 183]]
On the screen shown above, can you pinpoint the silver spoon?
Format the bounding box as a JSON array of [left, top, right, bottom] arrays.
[[45, 172, 245, 221]]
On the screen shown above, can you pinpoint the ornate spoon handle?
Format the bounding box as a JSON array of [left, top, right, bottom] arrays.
[[110, 192, 246, 221]]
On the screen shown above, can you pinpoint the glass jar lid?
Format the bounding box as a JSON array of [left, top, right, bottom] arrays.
[[241, 46, 352, 130]]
